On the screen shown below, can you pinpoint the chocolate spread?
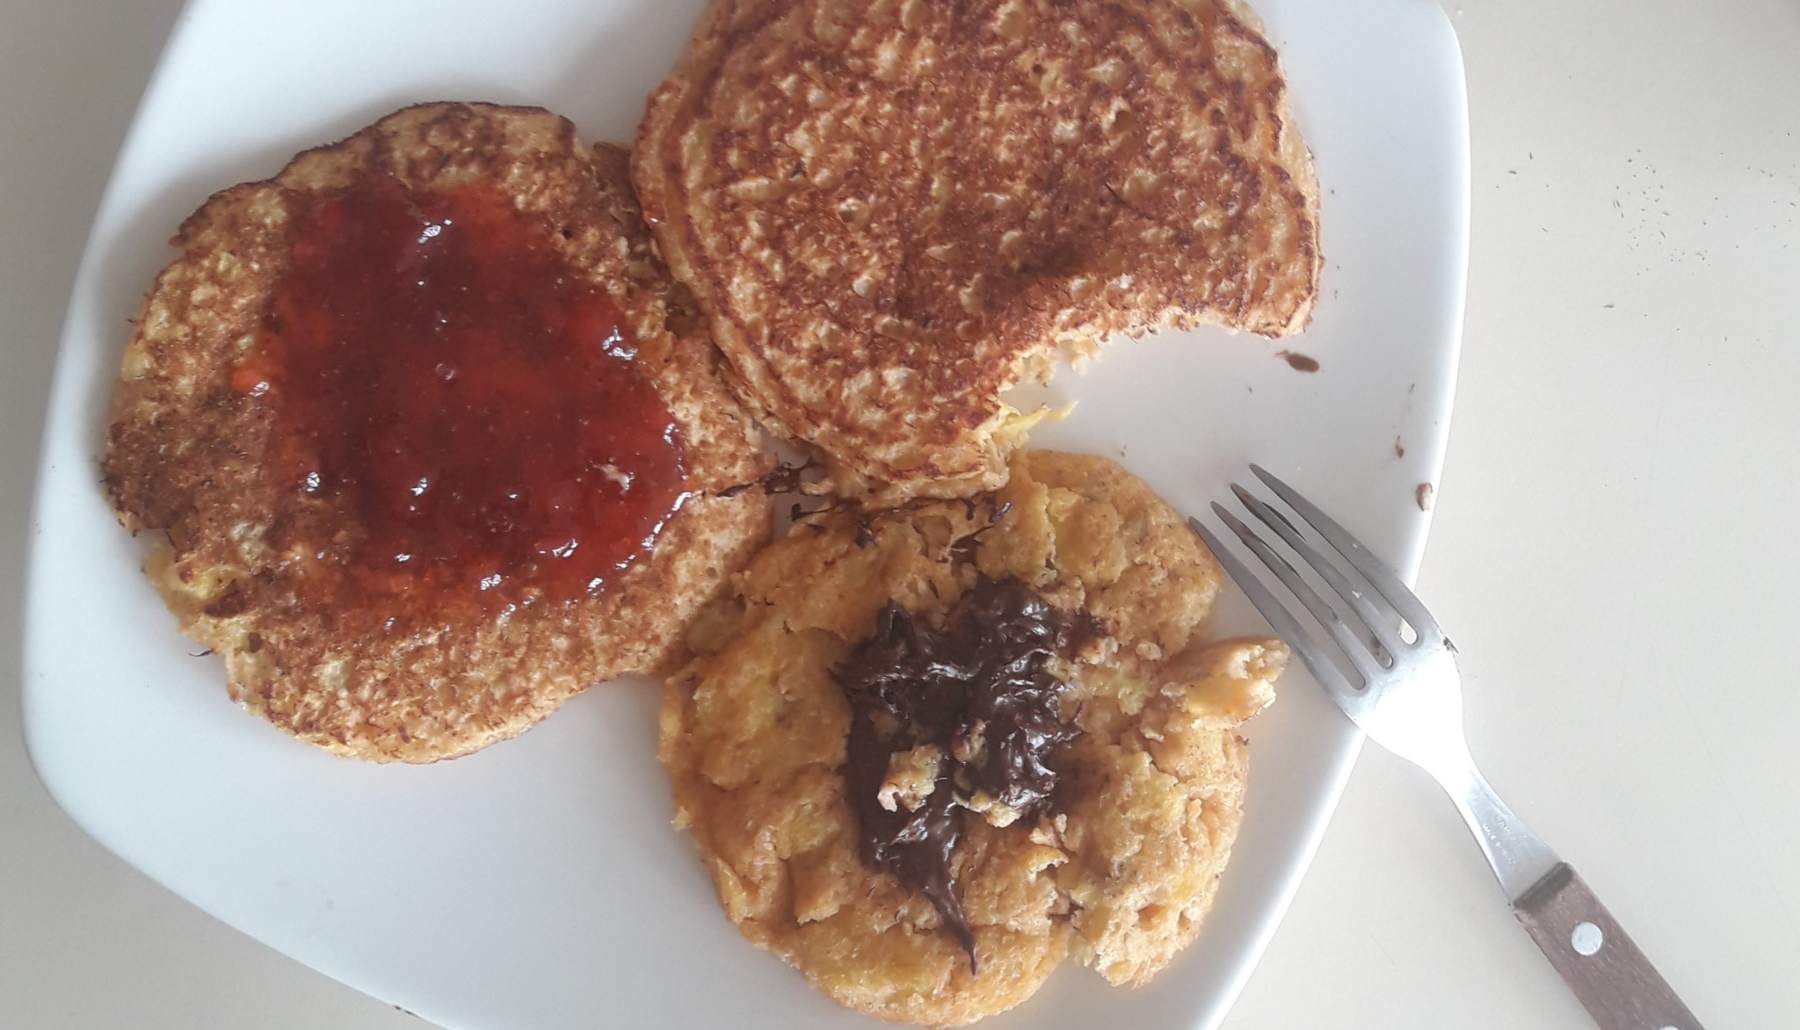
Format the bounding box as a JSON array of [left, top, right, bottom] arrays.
[[835, 578, 1088, 966]]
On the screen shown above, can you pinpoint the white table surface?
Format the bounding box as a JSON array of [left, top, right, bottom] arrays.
[[3, 1, 1796, 1027]]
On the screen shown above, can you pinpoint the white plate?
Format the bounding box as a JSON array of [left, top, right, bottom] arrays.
[[22, 2, 1467, 1028]]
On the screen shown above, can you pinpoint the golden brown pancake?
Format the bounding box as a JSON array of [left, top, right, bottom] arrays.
[[635, 0, 1321, 501], [103, 103, 772, 762], [661, 451, 1284, 1024]]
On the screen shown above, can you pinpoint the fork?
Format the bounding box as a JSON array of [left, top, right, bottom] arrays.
[[1189, 465, 1704, 1030]]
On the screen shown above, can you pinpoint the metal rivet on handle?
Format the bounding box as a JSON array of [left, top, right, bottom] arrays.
[[1570, 921, 1603, 956]]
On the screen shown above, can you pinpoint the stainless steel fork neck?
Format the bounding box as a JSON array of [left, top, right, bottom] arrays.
[[1429, 758, 1562, 901]]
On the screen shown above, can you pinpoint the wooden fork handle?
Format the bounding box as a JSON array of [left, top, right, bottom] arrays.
[[1512, 863, 1705, 1030]]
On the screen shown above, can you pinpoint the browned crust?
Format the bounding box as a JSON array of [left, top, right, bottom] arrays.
[[102, 103, 773, 763], [634, 0, 1322, 502]]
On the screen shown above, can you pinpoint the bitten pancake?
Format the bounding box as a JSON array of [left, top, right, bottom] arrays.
[[635, 0, 1320, 501], [103, 104, 772, 762], [661, 451, 1284, 1025]]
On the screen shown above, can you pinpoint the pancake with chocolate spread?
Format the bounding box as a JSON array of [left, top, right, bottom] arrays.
[[102, 104, 772, 762], [659, 451, 1285, 1025]]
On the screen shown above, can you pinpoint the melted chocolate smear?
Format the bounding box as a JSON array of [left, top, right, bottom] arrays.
[[717, 458, 819, 498], [845, 710, 970, 958], [836, 578, 1088, 969], [948, 500, 1012, 565]]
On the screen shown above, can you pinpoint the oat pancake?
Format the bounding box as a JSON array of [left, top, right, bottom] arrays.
[[635, 0, 1321, 501], [103, 104, 772, 762], [661, 451, 1285, 1024]]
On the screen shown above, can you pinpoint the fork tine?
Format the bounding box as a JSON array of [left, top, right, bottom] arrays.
[[1249, 464, 1444, 640], [1188, 515, 1361, 699], [1212, 504, 1381, 682], [1230, 483, 1402, 662]]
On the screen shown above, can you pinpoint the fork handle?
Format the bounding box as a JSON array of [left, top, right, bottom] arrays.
[[1512, 863, 1705, 1030]]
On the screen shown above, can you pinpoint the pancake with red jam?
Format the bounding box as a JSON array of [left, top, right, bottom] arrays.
[[103, 103, 772, 762]]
